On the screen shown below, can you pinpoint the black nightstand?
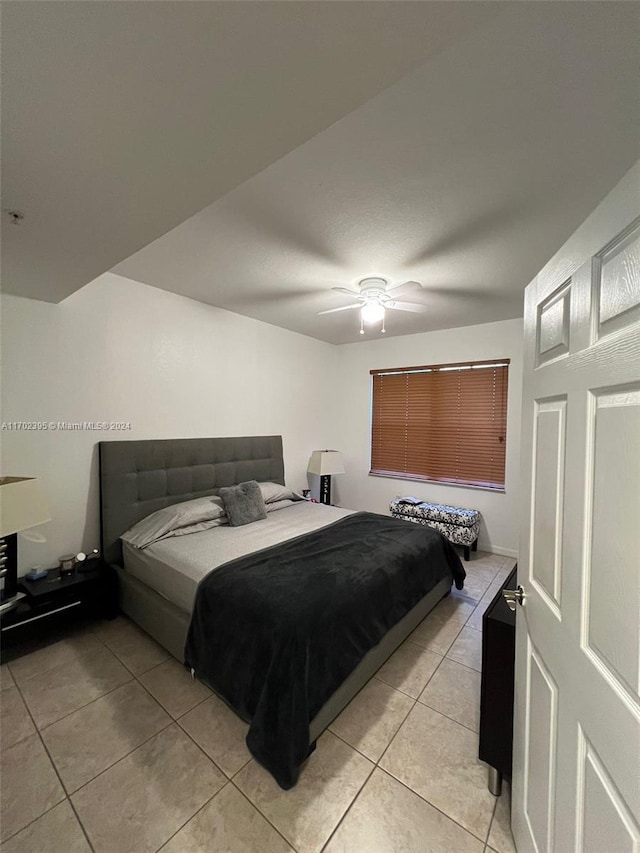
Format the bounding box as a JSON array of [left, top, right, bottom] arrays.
[[0, 559, 118, 657]]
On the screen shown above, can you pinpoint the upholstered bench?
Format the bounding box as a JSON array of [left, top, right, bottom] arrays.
[[390, 497, 481, 561]]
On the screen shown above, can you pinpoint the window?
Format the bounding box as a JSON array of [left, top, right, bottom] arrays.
[[370, 359, 509, 490]]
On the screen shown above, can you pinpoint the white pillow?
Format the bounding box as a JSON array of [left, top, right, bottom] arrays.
[[258, 482, 298, 504], [122, 496, 225, 549]]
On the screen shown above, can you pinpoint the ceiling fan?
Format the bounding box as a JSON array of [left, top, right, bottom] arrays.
[[317, 277, 427, 334]]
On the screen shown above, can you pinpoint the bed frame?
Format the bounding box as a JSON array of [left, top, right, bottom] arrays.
[[99, 435, 450, 742]]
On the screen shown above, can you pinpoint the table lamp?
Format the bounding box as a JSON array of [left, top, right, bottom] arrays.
[[307, 451, 345, 505], [0, 477, 51, 613]]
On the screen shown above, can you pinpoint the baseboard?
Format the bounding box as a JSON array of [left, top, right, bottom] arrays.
[[479, 544, 519, 559]]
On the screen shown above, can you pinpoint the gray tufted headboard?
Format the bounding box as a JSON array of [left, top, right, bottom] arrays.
[[99, 435, 285, 565]]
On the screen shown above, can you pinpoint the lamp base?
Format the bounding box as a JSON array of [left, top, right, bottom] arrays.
[[0, 533, 19, 602], [319, 475, 332, 505]]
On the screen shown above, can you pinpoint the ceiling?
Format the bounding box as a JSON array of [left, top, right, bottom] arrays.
[[3, 3, 639, 345]]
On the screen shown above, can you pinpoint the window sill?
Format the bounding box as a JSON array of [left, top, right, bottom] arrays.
[[368, 471, 506, 495]]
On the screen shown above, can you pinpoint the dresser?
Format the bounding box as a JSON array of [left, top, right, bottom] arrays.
[[479, 564, 517, 795]]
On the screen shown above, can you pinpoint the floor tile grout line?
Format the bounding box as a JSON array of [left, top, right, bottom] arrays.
[[486, 794, 499, 845], [444, 656, 481, 676], [0, 690, 65, 845], [7, 628, 139, 732], [10, 677, 66, 793], [67, 718, 175, 798], [393, 633, 458, 659], [376, 696, 419, 767], [408, 620, 464, 657], [229, 752, 255, 780], [226, 774, 298, 851], [96, 639, 170, 679], [140, 678, 237, 783], [328, 676, 419, 761], [172, 710, 252, 782], [67, 795, 97, 853], [154, 783, 227, 852], [171, 689, 215, 722], [90, 617, 171, 677], [135, 655, 172, 680], [374, 670, 439, 702], [227, 732, 376, 853], [69, 711, 226, 851], [0, 799, 71, 848], [33, 674, 136, 736], [134, 667, 213, 723], [229, 780, 300, 852], [415, 696, 480, 736], [376, 765, 494, 848], [168, 710, 231, 781], [327, 726, 384, 766], [5, 677, 96, 852], [371, 653, 498, 848], [4, 623, 96, 675], [374, 644, 452, 768], [317, 762, 377, 853], [6, 622, 119, 672], [9, 621, 220, 819]]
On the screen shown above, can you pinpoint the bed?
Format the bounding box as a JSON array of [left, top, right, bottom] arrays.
[[99, 435, 465, 787]]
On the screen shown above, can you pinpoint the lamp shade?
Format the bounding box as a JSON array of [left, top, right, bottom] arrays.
[[0, 477, 51, 538], [307, 451, 345, 477]]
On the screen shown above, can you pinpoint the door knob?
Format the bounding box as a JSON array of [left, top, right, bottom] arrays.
[[503, 584, 526, 611]]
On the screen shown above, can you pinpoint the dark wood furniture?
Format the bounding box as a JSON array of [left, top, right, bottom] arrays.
[[479, 564, 517, 795], [0, 559, 117, 658]]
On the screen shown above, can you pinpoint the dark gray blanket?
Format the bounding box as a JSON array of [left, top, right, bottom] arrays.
[[184, 511, 465, 788]]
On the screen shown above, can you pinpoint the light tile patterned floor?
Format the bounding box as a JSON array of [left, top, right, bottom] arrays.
[[0, 552, 517, 853]]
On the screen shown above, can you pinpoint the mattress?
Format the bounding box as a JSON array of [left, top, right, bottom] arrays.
[[122, 501, 354, 614]]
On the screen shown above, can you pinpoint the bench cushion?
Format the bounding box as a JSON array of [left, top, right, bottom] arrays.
[[390, 498, 480, 547]]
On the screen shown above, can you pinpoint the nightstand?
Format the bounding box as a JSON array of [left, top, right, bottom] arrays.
[[0, 559, 118, 657]]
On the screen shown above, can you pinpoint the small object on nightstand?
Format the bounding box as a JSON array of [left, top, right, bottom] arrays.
[[25, 568, 48, 581], [58, 554, 75, 574], [76, 549, 100, 573]]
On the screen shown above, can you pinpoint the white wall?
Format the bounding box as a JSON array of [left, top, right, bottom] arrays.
[[0, 273, 340, 572], [332, 318, 523, 557]]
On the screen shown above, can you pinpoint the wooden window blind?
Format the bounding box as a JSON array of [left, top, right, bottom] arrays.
[[370, 359, 509, 489]]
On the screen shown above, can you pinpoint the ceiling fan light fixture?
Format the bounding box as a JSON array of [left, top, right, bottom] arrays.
[[361, 301, 385, 324]]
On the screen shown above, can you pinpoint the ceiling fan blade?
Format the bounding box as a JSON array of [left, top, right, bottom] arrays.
[[384, 280, 422, 298], [332, 286, 361, 297], [317, 303, 362, 315], [386, 300, 428, 313]]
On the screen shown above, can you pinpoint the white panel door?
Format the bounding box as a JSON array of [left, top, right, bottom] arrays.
[[513, 163, 640, 853]]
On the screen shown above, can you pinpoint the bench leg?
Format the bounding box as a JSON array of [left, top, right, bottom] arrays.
[[464, 545, 470, 561], [472, 538, 478, 552]]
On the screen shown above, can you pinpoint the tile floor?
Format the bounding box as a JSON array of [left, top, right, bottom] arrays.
[[0, 551, 517, 853]]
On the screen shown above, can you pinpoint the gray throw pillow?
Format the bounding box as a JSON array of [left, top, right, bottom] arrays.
[[219, 481, 268, 527]]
